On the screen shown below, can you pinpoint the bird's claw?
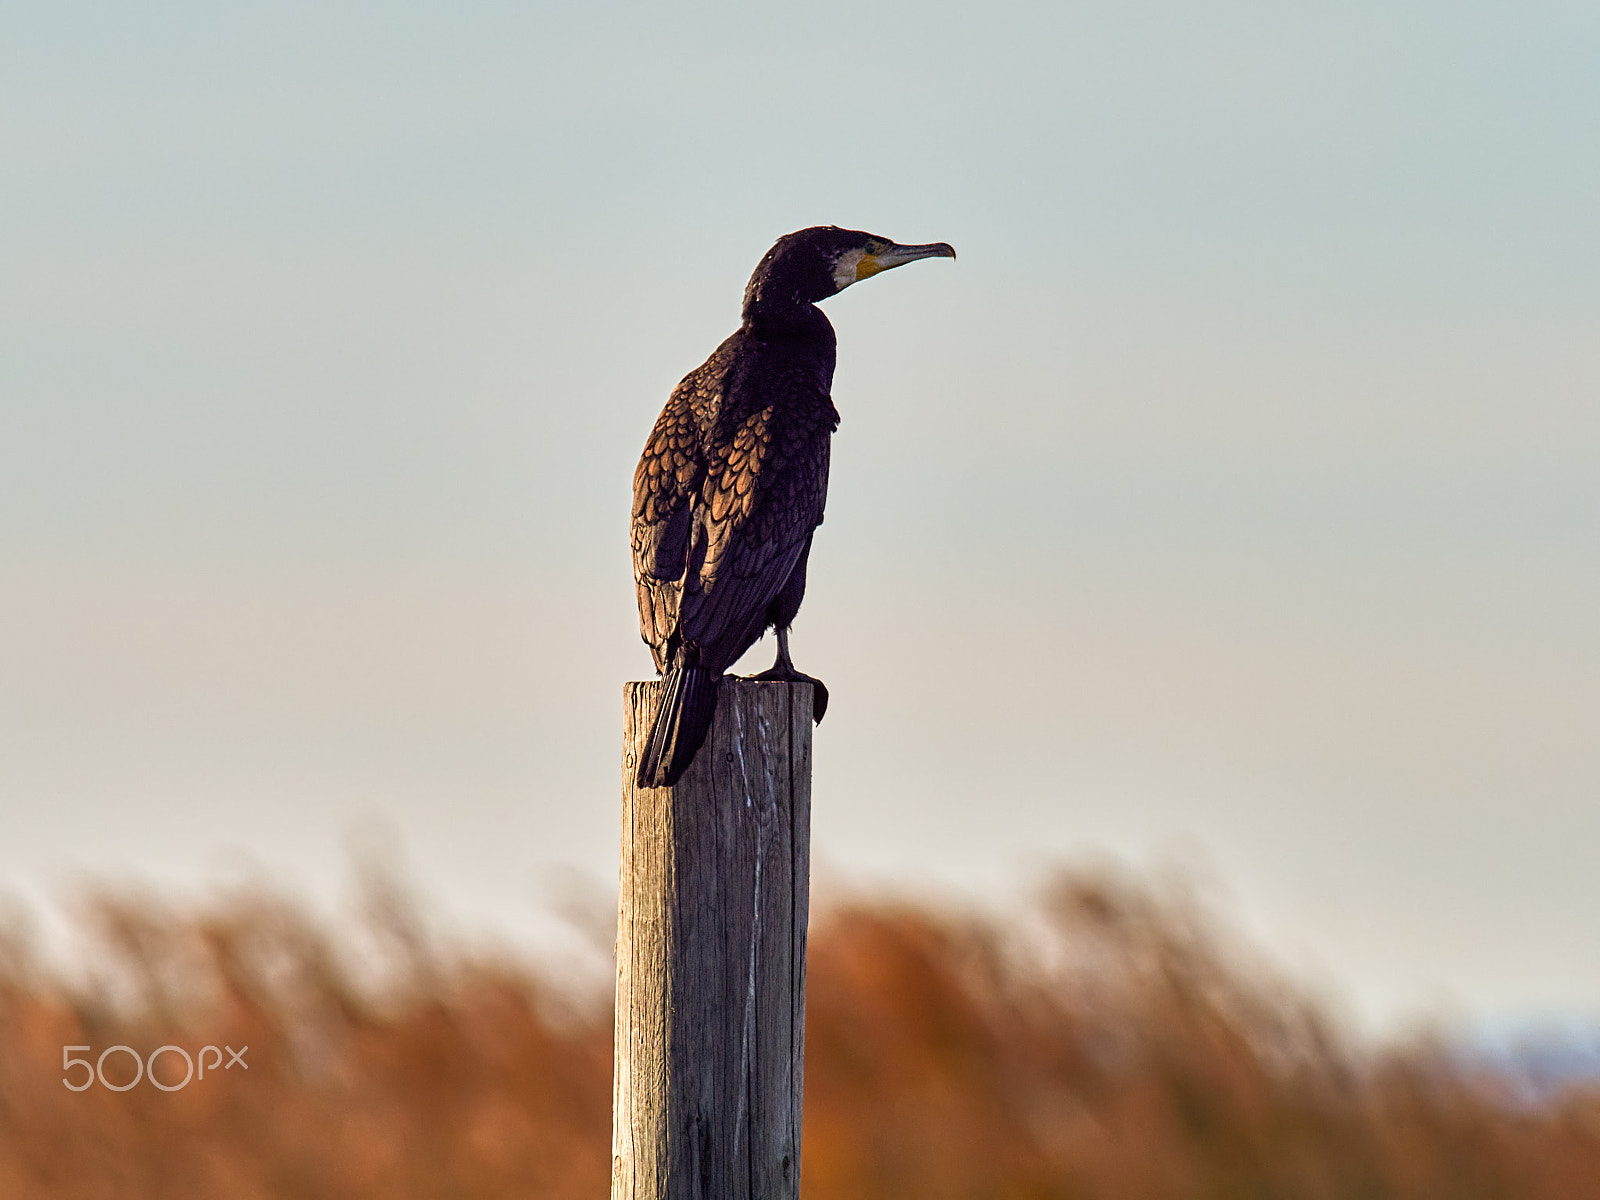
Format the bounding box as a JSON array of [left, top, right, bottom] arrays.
[[742, 667, 829, 724]]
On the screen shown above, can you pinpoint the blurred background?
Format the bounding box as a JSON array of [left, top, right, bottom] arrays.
[[2, 2, 1598, 1183]]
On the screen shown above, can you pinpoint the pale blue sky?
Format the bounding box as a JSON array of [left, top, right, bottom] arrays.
[[2, 0, 1597, 1028]]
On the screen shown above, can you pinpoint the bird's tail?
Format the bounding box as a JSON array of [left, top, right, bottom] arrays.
[[637, 665, 720, 788]]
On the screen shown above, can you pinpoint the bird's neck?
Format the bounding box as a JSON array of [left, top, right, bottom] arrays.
[[741, 298, 834, 347]]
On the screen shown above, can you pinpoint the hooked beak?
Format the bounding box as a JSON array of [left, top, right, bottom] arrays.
[[856, 240, 957, 281]]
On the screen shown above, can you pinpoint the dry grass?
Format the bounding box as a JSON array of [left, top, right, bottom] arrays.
[[1, 865, 1597, 1198]]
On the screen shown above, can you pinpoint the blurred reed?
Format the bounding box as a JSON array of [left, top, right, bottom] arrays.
[[0, 863, 1596, 1199]]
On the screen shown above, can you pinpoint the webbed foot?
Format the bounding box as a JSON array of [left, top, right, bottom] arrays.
[[744, 665, 829, 724]]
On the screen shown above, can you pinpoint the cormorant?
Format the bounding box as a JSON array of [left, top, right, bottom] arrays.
[[632, 225, 955, 788]]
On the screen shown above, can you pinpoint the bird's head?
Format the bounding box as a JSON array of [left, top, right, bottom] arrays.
[[742, 226, 955, 320]]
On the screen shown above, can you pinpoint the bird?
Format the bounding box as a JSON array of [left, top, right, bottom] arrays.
[[631, 225, 955, 788]]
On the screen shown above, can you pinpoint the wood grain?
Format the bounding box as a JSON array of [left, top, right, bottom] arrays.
[[614, 678, 813, 1200]]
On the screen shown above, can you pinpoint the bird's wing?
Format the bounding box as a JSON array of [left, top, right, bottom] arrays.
[[634, 343, 836, 674], [632, 370, 712, 670], [676, 387, 835, 669]]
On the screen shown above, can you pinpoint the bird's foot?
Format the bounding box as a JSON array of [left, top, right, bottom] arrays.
[[742, 665, 829, 724]]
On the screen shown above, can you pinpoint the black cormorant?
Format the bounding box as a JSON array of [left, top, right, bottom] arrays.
[[631, 225, 955, 788]]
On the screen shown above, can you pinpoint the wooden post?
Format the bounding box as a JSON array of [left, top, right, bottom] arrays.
[[613, 678, 813, 1200]]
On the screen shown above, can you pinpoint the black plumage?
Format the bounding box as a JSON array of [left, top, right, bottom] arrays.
[[631, 225, 954, 787]]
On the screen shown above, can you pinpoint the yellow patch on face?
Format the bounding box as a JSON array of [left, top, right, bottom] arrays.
[[855, 254, 885, 281]]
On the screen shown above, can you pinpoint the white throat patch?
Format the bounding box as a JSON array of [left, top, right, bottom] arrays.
[[832, 249, 865, 292]]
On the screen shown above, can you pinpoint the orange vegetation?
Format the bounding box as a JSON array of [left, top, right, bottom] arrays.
[[0, 867, 1597, 1198]]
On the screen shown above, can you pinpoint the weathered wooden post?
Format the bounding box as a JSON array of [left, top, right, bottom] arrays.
[[613, 677, 813, 1200]]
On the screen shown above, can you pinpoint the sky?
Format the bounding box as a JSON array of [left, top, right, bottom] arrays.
[[2, 0, 1597, 1032]]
